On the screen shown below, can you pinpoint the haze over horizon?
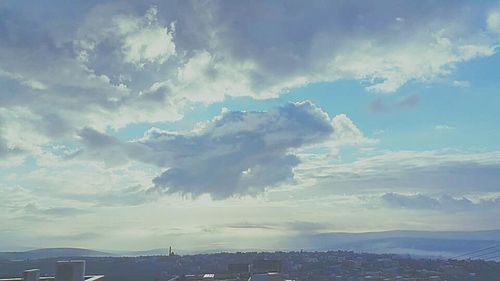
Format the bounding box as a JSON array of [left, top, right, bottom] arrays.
[[1, 0, 500, 252]]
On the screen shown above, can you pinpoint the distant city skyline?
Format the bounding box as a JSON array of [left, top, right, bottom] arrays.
[[1, 0, 500, 251]]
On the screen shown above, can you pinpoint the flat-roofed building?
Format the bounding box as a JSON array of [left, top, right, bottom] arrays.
[[0, 261, 103, 281], [251, 260, 282, 274]]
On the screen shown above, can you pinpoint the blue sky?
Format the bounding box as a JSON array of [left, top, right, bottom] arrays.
[[1, 0, 500, 251]]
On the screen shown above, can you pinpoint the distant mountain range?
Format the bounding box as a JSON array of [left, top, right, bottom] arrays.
[[0, 248, 114, 261], [301, 229, 500, 259], [1, 229, 499, 261], [0, 247, 182, 261]]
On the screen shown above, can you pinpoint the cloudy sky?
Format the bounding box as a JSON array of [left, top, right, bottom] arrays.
[[1, 0, 500, 252]]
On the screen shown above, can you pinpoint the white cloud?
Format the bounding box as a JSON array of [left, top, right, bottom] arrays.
[[0, 120, 24, 163], [487, 9, 500, 33], [336, 37, 495, 93], [452, 80, 471, 88], [434, 124, 455, 130], [380, 192, 500, 211], [381, 193, 441, 209], [172, 51, 258, 103], [76, 6, 176, 67], [114, 7, 176, 66], [331, 114, 377, 146], [0, 68, 47, 90]]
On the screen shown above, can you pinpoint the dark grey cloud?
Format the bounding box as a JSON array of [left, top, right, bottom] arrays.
[[368, 94, 420, 113], [79, 101, 335, 199], [368, 98, 386, 113], [79, 127, 119, 147], [150, 101, 333, 198], [75, 127, 138, 166], [381, 192, 500, 211], [397, 94, 420, 109]]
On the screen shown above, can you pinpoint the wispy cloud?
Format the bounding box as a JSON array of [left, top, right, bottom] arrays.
[[23, 203, 90, 217], [380, 192, 500, 211], [295, 150, 500, 195], [434, 124, 455, 130], [369, 94, 420, 113]]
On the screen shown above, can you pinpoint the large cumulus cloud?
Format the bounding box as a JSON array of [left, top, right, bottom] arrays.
[[79, 101, 340, 199], [0, 4, 183, 155]]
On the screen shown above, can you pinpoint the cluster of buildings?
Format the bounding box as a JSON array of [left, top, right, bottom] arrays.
[[1, 250, 498, 281], [154, 251, 490, 281], [166, 259, 294, 281]]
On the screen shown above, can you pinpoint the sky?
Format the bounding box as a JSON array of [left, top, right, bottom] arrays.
[[1, 0, 500, 252]]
